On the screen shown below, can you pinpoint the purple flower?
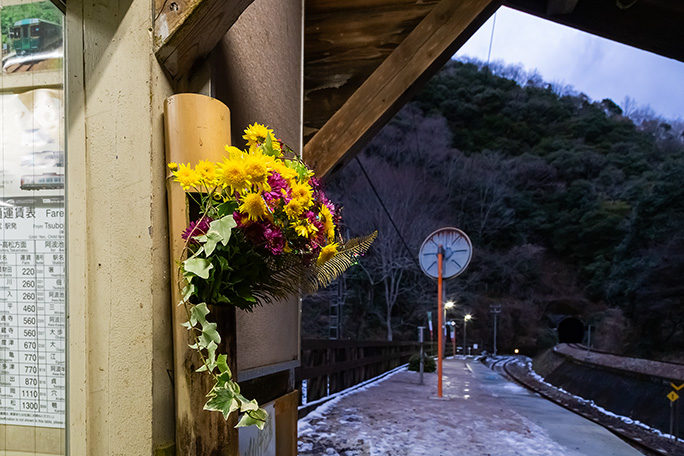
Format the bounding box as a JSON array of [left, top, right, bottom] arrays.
[[240, 219, 286, 255], [263, 172, 289, 204], [304, 210, 316, 223], [262, 224, 286, 255], [182, 217, 213, 244], [310, 177, 328, 203]]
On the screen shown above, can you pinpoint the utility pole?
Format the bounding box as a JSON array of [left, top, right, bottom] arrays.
[[490, 305, 501, 357]]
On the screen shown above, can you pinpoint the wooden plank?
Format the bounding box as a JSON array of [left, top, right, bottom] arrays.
[[154, 0, 254, 81], [303, 0, 501, 178], [275, 391, 299, 456]]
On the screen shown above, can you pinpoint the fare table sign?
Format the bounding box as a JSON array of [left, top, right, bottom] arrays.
[[0, 88, 66, 429], [0, 200, 65, 427]]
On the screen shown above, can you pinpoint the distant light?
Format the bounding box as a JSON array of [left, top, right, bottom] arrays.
[[445, 301, 455, 309], [464, 314, 472, 321], [514, 348, 519, 354]]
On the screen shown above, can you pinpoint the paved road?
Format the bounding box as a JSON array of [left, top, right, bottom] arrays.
[[298, 358, 644, 455]]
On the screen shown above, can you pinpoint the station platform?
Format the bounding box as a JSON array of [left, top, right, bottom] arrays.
[[297, 358, 643, 456]]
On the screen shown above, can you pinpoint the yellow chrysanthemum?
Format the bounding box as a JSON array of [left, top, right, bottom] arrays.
[[167, 162, 178, 171], [284, 198, 305, 218], [217, 157, 249, 192], [320, 205, 336, 241], [290, 181, 313, 207], [292, 222, 318, 238], [243, 123, 273, 147], [195, 160, 218, 187], [317, 243, 339, 266], [271, 161, 299, 181], [243, 153, 270, 185], [224, 145, 244, 158], [239, 193, 267, 222], [173, 163, 201, 190]]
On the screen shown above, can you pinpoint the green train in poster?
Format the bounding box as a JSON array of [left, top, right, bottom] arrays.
[[8, 18, 62, 56]]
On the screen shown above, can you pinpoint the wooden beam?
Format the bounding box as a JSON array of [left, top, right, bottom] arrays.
[[304, 1, 439, 136], [154, 0, 254, 81], [303, 0, 502, 178]]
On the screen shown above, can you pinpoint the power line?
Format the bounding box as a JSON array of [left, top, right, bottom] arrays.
[[486, 11, 497, 67], [355, 156, 421, 270]]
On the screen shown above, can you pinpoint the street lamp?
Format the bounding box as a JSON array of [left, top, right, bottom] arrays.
[[444, 301, 455, 326], [463, 314, 472, 357]]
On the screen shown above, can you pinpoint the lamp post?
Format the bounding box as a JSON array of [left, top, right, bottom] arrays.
[[449, 321, 456, 356], [490, 305, 501, 357], [463, 314, 472, 357], [444, 300, 454, 356]]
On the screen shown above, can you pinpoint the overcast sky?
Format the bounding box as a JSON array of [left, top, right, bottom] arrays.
[[454, 7, 684, 121]]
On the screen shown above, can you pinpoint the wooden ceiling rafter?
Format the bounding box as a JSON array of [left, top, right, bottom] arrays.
[[153, 0, 254, 82], [504, 0, 684, 63], [303, 0, 502, 178]]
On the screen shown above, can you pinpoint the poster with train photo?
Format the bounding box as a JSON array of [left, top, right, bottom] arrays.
[[0, 88, 64, 200]]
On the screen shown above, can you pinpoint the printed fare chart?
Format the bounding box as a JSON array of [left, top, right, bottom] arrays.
[[0, 202, 65, 428]]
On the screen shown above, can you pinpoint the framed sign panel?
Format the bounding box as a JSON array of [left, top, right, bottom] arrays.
[[1, 1, 65, 453]]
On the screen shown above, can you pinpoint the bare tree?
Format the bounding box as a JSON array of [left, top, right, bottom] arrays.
[[337, 156, 444, 340]]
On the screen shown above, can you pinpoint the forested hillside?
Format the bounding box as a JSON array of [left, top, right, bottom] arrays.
[[302, 59, 684, 361]]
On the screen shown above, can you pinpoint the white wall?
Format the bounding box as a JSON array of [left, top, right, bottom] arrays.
[[66, 0, 175, 453]]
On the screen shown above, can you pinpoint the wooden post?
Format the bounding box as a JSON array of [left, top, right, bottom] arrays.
[[164, 93, 238, 455]]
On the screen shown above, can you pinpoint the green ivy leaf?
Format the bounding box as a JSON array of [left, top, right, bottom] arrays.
[[200, 322, 221, 347], [240, 399, 259, 412], [217, 354, 231, 376], [184, 257, 213, 280], [182, 283, 196, 302], [205, 341, 218, 372], [201, 230, 223, 256], [217, 371, 232, 384], [204, 387, 240, 420], [236, 408, 268, 430], [211, 216, 237, 246], [190, 303, 210, 327]]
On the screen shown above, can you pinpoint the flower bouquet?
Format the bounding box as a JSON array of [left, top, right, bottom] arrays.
[[168, 123, 375, 429]]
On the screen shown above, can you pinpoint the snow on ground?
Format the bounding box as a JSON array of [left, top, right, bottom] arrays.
[[298, 361, 583, 456]]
